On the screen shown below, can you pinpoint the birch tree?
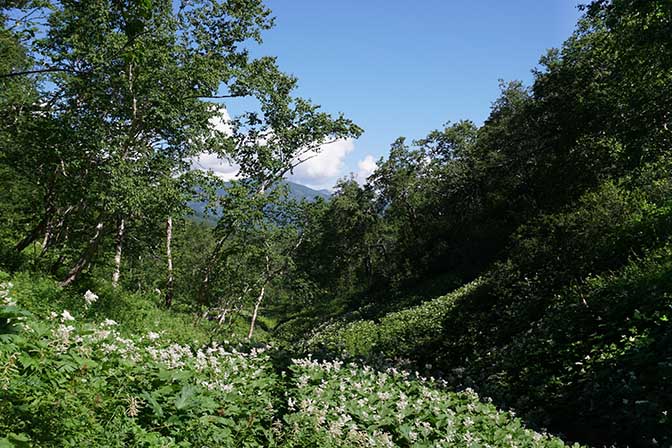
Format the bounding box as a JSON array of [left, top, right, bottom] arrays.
[[1, 0, 359, 288]]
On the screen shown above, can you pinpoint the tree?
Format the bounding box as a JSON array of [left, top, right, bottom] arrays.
[[0, 0, 359, 292], [197, 183, 312, 337], [295, 178, 383, 304], [0, 3, 44, 258]]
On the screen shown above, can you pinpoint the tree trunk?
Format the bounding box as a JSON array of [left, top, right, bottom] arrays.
[[111, 218, 125, 287], [41, 204, 76, 256], [60, 221, 105, 287], [198, 232, 228, 304], [165, 216, 174, 308], [247, 285, 266, 340], [50, 253, 66, 275], [217, 308, 228, 325], [41, 221, 52, 249], [14, 216, 48, 252], [199, 186, 269, 305], [16, 176, 58, 252]]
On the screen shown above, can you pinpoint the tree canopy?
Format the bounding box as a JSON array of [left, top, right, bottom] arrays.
[[1, 1, 671, 446]]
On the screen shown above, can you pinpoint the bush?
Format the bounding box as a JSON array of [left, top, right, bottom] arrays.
[[303, 167, 672, 446], [283, 357, 580, 447], [0, 275, 577, 447], [0, 289, 280, 446]]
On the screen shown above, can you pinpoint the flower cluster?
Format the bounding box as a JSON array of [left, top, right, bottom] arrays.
[[0, 282, 15, 307], [38, 313, 578, 447], [83, 290, 98, 308], [285, 357, 576, 447], [2, 294, 578, 447], [42, 311, 274, 378]]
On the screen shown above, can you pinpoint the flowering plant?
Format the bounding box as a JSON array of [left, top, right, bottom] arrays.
[[0, 276, 580, 447]]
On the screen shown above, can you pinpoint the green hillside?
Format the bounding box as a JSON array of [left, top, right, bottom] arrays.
[[2, 1, 671, 447], [1, 273, 577, 447]]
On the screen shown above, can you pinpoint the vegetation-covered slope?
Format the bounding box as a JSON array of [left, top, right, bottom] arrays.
[[0, 273, 578, 447], [2, 1, 672, 447], [302, 160, 672, 446]]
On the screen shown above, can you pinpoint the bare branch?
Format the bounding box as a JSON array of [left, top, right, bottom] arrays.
[[0, 67, 80, 79], [188, 93, 248, 99]]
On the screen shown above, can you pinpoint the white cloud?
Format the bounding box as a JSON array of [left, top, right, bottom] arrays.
[[191, 153, 240, 181], [208, 105, 233, 136], [190, 105, 239, 180], [289, 138, 355, 190], [356, 154, 378, 184], [193, 106, 357, 190]]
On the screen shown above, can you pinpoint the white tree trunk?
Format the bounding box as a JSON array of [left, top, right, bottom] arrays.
[[217, 308, 228, 325], [41, 223, 52, 249], [111, 218, 125, 287], [165, 216, 174, 307], [247, 285, 266, 340]]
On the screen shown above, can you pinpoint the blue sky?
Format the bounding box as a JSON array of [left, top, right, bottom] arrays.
[[218, 1, 584, 189]]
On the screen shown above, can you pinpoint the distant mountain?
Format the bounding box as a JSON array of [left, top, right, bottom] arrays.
[[189, 180, 330, 223], [284, 181, 331, 202]]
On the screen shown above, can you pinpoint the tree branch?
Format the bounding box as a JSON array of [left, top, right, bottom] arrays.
[[186, 93, 249, 100], [0, 67, 80, 79]]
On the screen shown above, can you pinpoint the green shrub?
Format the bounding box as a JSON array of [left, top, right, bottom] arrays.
[[307, 280, 483, 360], [304, 168, 672, 446], [0, 276, 576, 447], [283, 357, 580, 447], [0, 301, 280, 445]]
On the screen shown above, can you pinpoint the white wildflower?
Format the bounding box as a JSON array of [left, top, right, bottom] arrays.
[[101, 343, 119, 354], [83, 290, 98, 308], [125, 396, 143, 417], [300, 398, 315, 413], [61, 310, 75, 322], [297, 374, 310, 388], [52, 324, 76, 353], [147, 331, 160, 341], [92, 329, 112, 341], [408, 431, 418, 443], [0, 282, 14, 306], [328, 420, 343, 437]]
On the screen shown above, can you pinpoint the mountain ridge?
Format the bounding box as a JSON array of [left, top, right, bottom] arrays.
[[189, 180, 330, 222]]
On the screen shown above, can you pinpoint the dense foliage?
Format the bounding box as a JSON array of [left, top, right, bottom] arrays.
[[0, 274, 577, 447], [1, 0, 671, 446], [281, 1, 672, 446]]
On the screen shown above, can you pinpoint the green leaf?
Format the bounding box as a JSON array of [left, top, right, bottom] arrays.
[[175, 384, 197, 410], [0, 433, 31, 448], [141, 391, 164, 418]]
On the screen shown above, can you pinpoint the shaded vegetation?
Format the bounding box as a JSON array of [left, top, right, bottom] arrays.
[[1, 0, 671, 446]]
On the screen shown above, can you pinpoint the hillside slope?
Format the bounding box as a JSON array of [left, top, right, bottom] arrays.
[[0, 272, 580, 447], [301, 165, 672, 447]]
